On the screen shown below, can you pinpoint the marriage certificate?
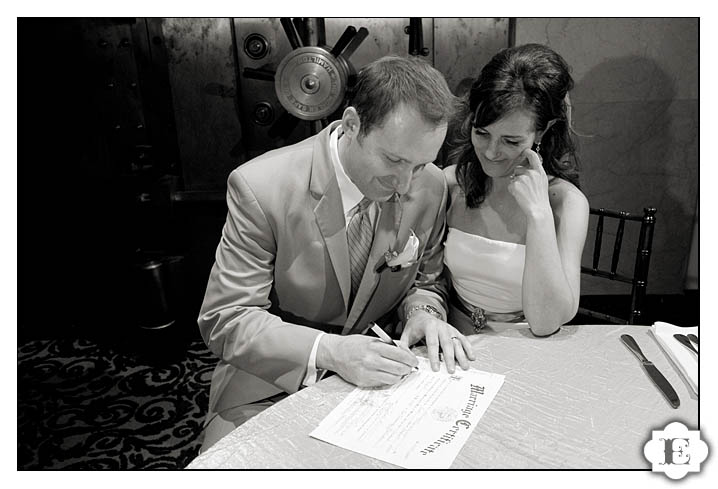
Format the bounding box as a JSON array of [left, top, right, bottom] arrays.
[[310, 357, 505, 468]]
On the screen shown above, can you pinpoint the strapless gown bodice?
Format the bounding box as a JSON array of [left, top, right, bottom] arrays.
[[443, 227, 525, 313]]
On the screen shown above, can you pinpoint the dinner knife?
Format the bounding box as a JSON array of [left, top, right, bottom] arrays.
[[620, 334, 680, 409], [673, 334, 698, 355]]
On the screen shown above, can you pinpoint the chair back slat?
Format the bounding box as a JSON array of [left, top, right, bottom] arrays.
[[610, 215, 626, 275], [592, 213, 604, 270]]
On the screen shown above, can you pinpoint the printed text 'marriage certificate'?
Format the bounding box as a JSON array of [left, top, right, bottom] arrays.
[[310, 357, 505, 468]]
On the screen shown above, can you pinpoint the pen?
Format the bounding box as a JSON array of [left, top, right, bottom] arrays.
[[370, 323, 419, 372], [370, 322, 398, 345]]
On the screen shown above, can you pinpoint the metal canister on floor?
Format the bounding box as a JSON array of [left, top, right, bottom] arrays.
[[134, 255, 185, 331]]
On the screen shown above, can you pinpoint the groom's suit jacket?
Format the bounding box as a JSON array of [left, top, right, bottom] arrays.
[[198, 122, 448, 416]]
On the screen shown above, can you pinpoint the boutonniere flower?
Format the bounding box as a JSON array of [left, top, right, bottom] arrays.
[[376, 229, 420, 273]]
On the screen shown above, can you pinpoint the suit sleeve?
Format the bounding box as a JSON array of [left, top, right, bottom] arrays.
[[399, 173, 450, 321], [198, 169, 322, 394]]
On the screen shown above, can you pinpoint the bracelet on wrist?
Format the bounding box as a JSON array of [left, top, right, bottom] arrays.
[[406, 304, 442, 321]]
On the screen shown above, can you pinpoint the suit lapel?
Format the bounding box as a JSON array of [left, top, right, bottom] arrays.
[[310, 122, 351, 312], [314, 184, 351, 311]]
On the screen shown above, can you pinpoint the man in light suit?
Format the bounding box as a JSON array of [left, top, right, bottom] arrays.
[[198, 55, 476, 452]]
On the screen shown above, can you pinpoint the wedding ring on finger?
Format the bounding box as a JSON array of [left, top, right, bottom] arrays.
[[439, 338, 459, 360]]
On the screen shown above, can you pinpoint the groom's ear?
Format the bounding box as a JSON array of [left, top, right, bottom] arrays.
[[341, 107, 361, 138]]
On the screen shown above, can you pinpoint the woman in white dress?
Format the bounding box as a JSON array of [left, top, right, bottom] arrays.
[[442, 44, 589, 337]]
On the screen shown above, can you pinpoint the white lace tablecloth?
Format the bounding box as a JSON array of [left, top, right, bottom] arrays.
[[188, 324, 698, 469]]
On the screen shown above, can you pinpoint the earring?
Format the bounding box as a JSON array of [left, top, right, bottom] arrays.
[[532, 140, 543, 164]]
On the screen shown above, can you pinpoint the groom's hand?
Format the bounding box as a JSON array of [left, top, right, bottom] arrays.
[[315, 334, 418, 387]]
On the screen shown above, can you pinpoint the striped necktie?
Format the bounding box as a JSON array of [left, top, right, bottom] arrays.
[[347, 197, 374, 304]]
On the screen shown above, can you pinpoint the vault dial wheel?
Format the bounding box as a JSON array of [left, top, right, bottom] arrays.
[[275, 46, 349, 121]]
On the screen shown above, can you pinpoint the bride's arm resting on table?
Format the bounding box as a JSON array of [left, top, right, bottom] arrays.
[[511, 148, 589, 336]]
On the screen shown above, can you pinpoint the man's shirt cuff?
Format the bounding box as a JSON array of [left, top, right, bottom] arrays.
[[302, 332, 326, 387]]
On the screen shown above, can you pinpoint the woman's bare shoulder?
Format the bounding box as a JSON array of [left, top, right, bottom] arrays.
[[549, 178, 589, 215]]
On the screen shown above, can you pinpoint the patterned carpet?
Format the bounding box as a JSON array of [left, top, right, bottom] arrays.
[[18, 337, 217, 469]]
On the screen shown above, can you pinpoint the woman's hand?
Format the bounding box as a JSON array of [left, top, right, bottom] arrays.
[[508, 147, 552, 219], [399, 311, 475, 373]]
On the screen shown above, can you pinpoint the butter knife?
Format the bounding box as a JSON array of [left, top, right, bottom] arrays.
[[620, 334, 680, 409]]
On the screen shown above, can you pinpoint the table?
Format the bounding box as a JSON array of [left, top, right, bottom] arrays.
[[187, 324, 698, 469]]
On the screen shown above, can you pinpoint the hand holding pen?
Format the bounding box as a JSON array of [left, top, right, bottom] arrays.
[[370, 323, 419, 373], [315, 324, 418, 388]]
